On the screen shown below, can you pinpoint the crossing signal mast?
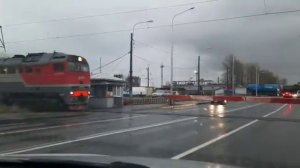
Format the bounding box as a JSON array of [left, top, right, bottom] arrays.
[[0, 26, 6, 53]]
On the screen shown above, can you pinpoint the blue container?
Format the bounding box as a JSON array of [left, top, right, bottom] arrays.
[[247, 84, 280, 96]]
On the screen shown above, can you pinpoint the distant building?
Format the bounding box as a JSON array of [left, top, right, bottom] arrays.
[[125, 76, 141, 90], [172, 80, 224, 95], [114, 74, 124, 79]]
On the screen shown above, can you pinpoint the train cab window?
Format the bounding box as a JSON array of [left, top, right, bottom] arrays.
[[82, 64, 89, 72], [68, 62, 77, 71], [53, 63, 65, 72], [68, 62, 89, 72], [25, 67, 33, 73], [67, 56, 89, 72], [18, 67, 23, 73]]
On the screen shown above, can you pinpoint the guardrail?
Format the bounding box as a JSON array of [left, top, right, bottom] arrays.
[[166, 95, 300, 104], [124, 97, 168, 105]]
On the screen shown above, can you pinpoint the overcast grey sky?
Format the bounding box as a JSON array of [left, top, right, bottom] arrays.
[[1, 0, 300, 86]]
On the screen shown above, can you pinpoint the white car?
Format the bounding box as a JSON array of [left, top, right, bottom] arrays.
[[152, 90, 171, 96], [292, 90, 300, 98]]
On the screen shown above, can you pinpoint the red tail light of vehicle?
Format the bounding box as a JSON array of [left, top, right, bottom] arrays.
[[70, 90, 90, 97], [282, 92, 292, 98]]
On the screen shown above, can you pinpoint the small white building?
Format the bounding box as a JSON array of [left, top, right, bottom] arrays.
[[89, 75, 125, 109]]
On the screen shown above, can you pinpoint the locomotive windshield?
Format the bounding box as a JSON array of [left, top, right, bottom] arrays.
[[68, 56, 89, 72]]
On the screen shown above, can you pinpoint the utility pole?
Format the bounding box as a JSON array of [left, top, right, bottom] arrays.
[[129, 33, 133, 97], [0, 26, 6, 53], [197, 56, 200, 95], [232, 56, 235, 96], [256, 66, 259, 96], [160, 64, 164, 87], [99, 57, 102, 73], [226, 66, 229, 89], [129, 20, 153, 97], [146, 65, 150, 88]]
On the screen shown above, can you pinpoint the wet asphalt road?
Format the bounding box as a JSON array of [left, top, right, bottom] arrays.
[[0, 102, 299, 167]]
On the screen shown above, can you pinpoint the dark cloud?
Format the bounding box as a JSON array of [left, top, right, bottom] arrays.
[[1, 0, 300, 86]]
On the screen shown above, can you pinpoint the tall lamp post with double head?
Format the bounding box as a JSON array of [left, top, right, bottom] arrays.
[[0, 26, 6, 52], [170, 7, 195, 95]]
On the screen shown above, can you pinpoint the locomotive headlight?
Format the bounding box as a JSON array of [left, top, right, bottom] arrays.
[[78, 57, 83, 62], [88, 91, 90, 95], [70, 91, 74, 95]]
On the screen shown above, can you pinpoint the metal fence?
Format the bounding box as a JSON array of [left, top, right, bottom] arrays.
[[124, 97, 168, 105]]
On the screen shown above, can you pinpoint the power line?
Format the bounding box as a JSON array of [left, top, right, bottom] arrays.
[[135, 55, 195, 70], [6, 28, 132, 44], [135, 40, 170, 54], [91, 51, 129, 72], [3, 0, 217, 27], [6, 8, 300, 44], [91, 72, 113, 77], [147, 8, 300, 29], [135, 55, 157, 64]]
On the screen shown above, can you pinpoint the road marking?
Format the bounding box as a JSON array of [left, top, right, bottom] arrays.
[[171, 104, 287, 160], [225, 103, 263, 113], [0, 123, 26, 127], [0, 117, 197, 155], [0, 103, 262, 136], [262, 107, 283, 117], [184, 102, 263, 114], [6, 153, 109, 157], [0, 115, 146, 136], [162, 103, 196, 109]]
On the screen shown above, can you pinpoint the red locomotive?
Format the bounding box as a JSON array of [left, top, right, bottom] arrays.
[[0, 52, 90, 110]]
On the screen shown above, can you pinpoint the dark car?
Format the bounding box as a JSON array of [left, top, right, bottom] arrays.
[[211, 99, 227, 105]]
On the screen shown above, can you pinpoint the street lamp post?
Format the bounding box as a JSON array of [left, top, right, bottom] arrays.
[[232, 55, 235, 96], [197, 56, 200, 95], [194, 70, 198, 82], [170, 7, 195, 95], [194, 69, 201, 95], [0, 26, 6, 53], [129, 20, 153, 97], [256, 66, 258, 96], [256, 67, 265, 97]]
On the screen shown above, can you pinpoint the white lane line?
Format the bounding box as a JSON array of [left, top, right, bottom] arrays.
[[0, 117, 197, 155], [171, 104, 287, 160], [0, 104, 262, 135], [225, 103, 263, 113], [6, 153, 109, 157], [262, 107, 283, 117], [0, 123, 26, 127], [186, 103, 263, 113], [0, 115, 146, 136]]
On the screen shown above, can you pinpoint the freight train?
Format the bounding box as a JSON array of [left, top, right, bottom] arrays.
[[0, 52, 90, 110]]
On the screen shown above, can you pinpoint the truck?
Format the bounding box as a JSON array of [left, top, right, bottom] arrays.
[[246, 84, 281, 96], [132, 87, 154, 96]]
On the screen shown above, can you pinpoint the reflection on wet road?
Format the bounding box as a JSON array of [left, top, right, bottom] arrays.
[[0, 102, 299, 167], [208, 104, 225, 117]]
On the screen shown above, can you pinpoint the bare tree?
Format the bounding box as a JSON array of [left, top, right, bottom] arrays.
[[222, 55, 244, 86], [221, 55, 283, 86]]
